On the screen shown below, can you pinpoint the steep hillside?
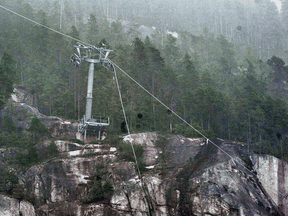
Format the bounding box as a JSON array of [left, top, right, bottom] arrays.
[[0, 99, 288, 216]]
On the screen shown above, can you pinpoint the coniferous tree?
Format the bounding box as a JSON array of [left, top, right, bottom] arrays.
[[267, 55, 288, 99], [28, 116, 49, 137], [34, 10, 50, 55], [162, 34, 181, 67], [0, 53, 16, 109], [86, 14, 99, 45], [3, 115, 17, 134]]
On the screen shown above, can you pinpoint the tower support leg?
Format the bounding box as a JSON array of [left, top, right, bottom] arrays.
[[84, 128, 87, 140], [86, 62, 94, 120]]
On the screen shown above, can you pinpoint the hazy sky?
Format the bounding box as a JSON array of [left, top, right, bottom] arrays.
[[272, 0, 281, 11]]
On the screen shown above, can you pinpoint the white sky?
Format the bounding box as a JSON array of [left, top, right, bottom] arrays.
[[271, 0, 282, 11]]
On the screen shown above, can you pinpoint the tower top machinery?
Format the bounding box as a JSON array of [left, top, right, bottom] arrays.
[[70, 43, 115, 141]]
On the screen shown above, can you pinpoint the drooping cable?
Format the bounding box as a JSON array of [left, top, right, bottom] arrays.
[[113, 65, 154, 215], [109, 60, 288, 200], [113, 66, 143, 179], [1, 3, 287, 201], [0, 4, 92, 47], [110, 60, 236, 162], [0, 3, 154, 211]]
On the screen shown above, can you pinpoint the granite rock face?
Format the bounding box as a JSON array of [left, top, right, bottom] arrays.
[[0, 93, 77, 139], [251, 154, 288, 215], [1, 132, 288, 215], [0, 195, 35, 216]]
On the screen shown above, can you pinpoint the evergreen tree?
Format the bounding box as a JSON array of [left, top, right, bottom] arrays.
[[34, 10, 50, 55], [0, 169, 18, 195], [3, 115, 17, 133], [217, 35, 236, 79], [282, 0, 288, 34], [0, 53, 16, 109], [163, 34, 181, 67], [267, 55, 288, 98], [28, 116, 49, 138], [46, 141, 59, 158], [86, 14, 99, 45]]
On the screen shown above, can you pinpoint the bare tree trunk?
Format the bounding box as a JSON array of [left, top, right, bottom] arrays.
[[248, 113, 251, 153], [152, 73, 156, 129], [78, 92, 80, 120], [208, 111, 211, 131], [74, 90, 77, 119], [201, 113, 204, 130], [246, 10, 250, 45], [60, 0, 63, 29], [219, 7, 223, 35], [228, 118, 231, 140], [280, 140, 284, 161]]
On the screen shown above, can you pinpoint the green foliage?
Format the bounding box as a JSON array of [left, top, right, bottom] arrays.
[[28, 116, 49, 137], [155, 135, 170, 175], [0, 169, 19, 195], [102, 180, 114, 199], [46, 141, 59, 158], [0, 53, 16, 110], [95, 162, 105, 171], [77, 152, 100, 158], [0, 169, 37, 203], [100, 134, 121, 146], [118, 141, 144, 162], [15, 141, 61, 168], [267, 55, 288, 84], [82, 163, 114, 203], [88, 180, 103, 202], [12, 184, 25, 200], [0, 133, 30, 148], [3, 115, 17, 133], [86, 14, 99, 45], [1, 0, 288, 162], [0, 166, 35, 201], [118, 141, 148, 172], [155, 135, 168, 149], [174, 121, 204, 138], [15, 145, 40, 167]]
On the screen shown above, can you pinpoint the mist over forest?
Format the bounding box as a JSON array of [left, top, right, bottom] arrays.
[[1, 0, 288, 158]]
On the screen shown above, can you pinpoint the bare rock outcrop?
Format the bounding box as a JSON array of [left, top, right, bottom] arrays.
[[0, 195, 35, 216], [251, 154, 288, 215], [1, 132, 288, 215]]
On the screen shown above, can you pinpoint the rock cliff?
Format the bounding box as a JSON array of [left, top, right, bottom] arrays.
[[1, 132, 288, 215], [0, 195, 35, 216], [251, 154, 288, 215], [1, 98, 288, 215]]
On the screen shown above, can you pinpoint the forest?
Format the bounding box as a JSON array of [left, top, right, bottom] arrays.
[[1, 0, 288, 159]]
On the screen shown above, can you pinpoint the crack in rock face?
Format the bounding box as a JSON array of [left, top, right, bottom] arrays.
[[1, 132, 287, 215]]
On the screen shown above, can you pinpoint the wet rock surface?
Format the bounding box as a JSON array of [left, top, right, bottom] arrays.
[[1, 132, 288, 215], [251, 154, 288, 215], [0, 194, 35, 216]]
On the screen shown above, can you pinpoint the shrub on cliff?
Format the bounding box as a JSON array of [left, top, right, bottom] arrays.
[[12, 184, 25, 200], [0, 53, 16, 110], [0, 169, 19, 195], [118, 141, 144, 162], [118, 141, 147, 172], [155, 135, 170, 175], [46, 141, 59, 158], [15, 145, 40, 167], [28, 116, 50, 140], [0, 132, 30, 147], [0, 114, 30, 147], [3, 115, 17, 133], [81, 163, 114, 204]]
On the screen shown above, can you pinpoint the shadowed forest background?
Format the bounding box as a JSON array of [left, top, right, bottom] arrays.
[[1, 0, 288, 159]]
